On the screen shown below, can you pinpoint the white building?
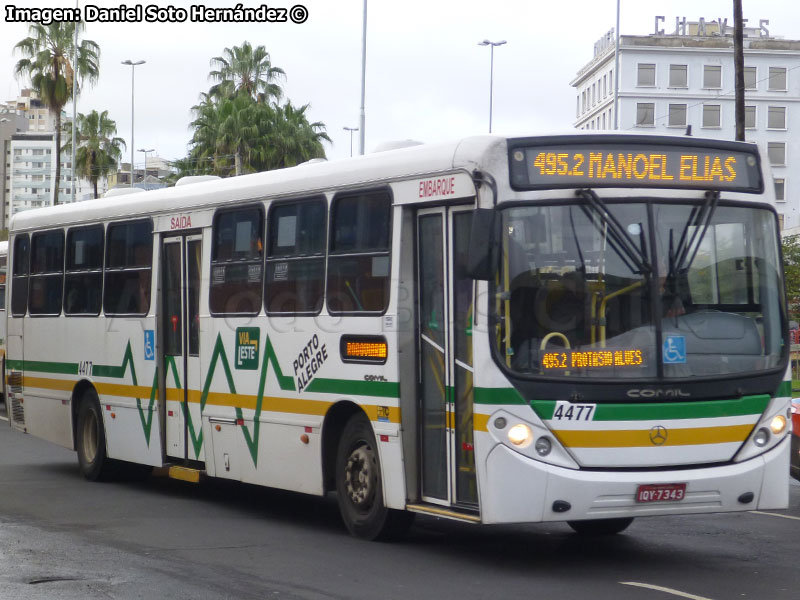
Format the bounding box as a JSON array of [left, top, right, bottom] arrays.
[[571, 18, 800, 230], [9, 133, 78, 218]]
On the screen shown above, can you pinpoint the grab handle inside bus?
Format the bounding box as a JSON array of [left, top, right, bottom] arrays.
[[466, 208, 496, 280]]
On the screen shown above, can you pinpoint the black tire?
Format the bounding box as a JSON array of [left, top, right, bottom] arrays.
[[76, 390, 121, 481], [335, 413, 413, 540], [567, 517, 634, 536]]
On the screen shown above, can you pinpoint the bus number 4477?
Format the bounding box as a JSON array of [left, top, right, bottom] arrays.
[[552, 402, 596, 421]]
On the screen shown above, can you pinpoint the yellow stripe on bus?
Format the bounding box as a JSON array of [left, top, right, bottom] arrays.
[[552, 424, 753, 448], [22, 376, 401, 423]]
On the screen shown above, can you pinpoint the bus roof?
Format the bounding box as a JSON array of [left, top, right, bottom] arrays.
[[8, 132, 764, 233], [9, 136, 503, 232]]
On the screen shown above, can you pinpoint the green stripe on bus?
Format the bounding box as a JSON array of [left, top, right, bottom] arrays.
[[530, 394, 770, 421], [305, 378, 400, 398], [6, 359, 78, 375], [474, 387, 527, 405], [777, 380, 791, 397]]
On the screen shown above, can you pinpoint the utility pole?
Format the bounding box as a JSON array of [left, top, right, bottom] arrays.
[[733, 0, 745, 141]]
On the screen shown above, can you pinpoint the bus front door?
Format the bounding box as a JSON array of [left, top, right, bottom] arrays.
[[416, 207, 478, 509], [161, 234, 204, 463]]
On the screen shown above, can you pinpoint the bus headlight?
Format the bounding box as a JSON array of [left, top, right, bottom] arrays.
[[753, 428, 770, 447], [769, 415, 787, 435], [534, 437, 552, 457], [508, 424, 532, 448]]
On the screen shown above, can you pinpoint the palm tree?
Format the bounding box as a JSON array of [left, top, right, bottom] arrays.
[[62, 110, 125, 198], [217, 93, 261, 176], [209, 41, 285, 103], [255, 101, 331, 170], [14, 22, 100, 205]]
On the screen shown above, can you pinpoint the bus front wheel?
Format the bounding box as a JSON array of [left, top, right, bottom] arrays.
[[335, 413, 413, 540], [76, 390, 119, 481], [567, 517, 634, 535]]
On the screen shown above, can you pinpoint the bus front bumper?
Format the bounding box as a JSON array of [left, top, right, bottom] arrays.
[[479, 436, 789, 525]]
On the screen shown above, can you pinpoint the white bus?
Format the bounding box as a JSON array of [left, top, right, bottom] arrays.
[[0, 240, 7, 401], [5, 134, 791, 539]]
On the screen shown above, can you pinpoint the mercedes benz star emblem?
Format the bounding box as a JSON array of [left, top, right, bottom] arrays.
[[649, 425, 668, 446]]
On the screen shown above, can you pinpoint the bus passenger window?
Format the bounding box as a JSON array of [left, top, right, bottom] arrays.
[[29, 229, 65, 316], [11, 234, 30, 316], [327, 191, 391, 314], [104, 220, 153, 316], [265, 198, 326, 314], [64, 225, 104, 315], [210, 206, 264, 316]]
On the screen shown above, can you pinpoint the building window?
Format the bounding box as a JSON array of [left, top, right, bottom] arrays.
[[768, 67, 787, 91], [767, 106, 786, 129], [744, 66, 757, 90], [767, 142, 786, 165], [745, 105, 756, 129], [778, 214, 785, 230], [669, 64, 687, 87], [703, 65, 722, 88], [635, 103, 655, 126], [774, 178, 785, 202], [702, 104, 721, 127], [668, 104, 687, 127], [637, 64, 655, 86]]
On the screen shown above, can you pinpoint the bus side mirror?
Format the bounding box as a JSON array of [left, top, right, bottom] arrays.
[[467, 208, 496, 281]]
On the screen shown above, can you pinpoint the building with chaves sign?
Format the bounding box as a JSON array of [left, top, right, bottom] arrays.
[[571, 17, 800, 231]]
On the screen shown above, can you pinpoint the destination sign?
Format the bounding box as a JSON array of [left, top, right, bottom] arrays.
[[509, 141, 762, 192], [542, 348, 644, 371]]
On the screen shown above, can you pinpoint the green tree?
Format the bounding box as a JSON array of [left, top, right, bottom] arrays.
[[209, 41, 285, 103], [783, 234, 800, 323], [254, 101, 331, 170], [14, 22, 100, 205], [62, 109, 125, 198]]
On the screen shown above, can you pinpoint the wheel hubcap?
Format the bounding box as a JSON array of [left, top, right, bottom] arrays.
[[345, 444, 376, 510]]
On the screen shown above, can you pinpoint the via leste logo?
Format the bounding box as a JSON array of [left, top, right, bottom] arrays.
[[235, 327, 260, 370]]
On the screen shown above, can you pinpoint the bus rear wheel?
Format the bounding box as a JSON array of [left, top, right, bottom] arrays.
[[335, 413, 413, 540], [567, 517, 634, 535], [76, 390, 120, 481]]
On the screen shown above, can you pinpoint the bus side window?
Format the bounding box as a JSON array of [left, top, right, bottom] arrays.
[[64, 225, 104, 316], [11, 234, 30, 316], [104, 220, 153, 316], [327, 190, 391, 314], [265, 197, 326, 315], [29, 229, 65, 316], [209, 206, 264, 316]]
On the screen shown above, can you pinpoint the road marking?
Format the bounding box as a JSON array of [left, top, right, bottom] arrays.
[[750, 510, 800, 521], [620, 582, 713, 600]]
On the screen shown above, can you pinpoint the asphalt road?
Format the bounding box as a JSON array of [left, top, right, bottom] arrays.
[[1, 403, 799, 600]]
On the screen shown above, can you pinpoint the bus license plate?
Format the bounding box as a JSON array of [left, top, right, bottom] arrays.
[[636, 483, 686, 503]]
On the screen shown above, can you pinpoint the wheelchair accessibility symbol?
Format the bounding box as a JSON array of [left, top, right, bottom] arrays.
[[144, 330, 155, 361], [663, 335, 686, 364]]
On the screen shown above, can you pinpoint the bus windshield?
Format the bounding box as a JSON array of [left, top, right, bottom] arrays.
[[496, 199, 785, 380]]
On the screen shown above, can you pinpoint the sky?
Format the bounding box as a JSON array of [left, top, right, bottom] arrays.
[[2, 0, 800, 169]]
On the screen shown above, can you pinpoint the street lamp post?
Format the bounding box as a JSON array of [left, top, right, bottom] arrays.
[[478, 39, 506, 134], [121, 59, 145, 186], [343, 127, 359, 157], [138, 148, 155, 182]]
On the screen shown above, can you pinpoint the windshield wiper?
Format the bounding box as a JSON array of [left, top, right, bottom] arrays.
[[576, 189, 652, 276], [669, 190, 720, 278]]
